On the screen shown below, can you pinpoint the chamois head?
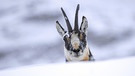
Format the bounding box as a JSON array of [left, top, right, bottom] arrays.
[[56, 4, 91, 61]]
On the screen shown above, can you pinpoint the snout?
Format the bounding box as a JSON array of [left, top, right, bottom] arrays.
[[72, 49, 80, 57], [72, 42, 79, 49]]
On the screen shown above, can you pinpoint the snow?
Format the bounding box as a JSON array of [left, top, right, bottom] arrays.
[[0, 0, 135, 69], [0, 56, 135, 76]]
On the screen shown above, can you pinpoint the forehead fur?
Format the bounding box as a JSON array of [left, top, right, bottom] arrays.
[[71, 32, 80, 50], [71, 33, 79, 40]]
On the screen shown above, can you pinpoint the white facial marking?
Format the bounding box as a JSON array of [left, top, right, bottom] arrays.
[[71, 33, 80, 50]]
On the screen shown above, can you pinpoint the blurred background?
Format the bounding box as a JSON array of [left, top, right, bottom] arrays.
[[0, 0, 135, 70]]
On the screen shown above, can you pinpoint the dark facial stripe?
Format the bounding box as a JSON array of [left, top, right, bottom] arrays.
[[79, 32, 87, 48], [63, 36, 71, 50]]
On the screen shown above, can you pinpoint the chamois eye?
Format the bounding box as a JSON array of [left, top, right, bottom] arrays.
[[66, 36, 70, 42], [79, 32, 86, 41], [79, 33, 83, 40], [63, 35, 70, 42]]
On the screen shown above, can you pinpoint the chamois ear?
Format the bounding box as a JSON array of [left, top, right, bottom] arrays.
[[80, 16, 88, 34], [56, 21, 66, 37]]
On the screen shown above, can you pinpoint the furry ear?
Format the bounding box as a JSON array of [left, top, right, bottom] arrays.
[[80, 16, 88, 34], [56, 21, 66, 37]]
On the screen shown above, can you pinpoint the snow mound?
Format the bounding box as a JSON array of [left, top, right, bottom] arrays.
[[0, 56, 135, 76]]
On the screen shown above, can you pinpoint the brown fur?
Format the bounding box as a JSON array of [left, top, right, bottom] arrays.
[[73, 42, 79, 50], [80, 33, 83, 40], [82, 51, 89, 61]]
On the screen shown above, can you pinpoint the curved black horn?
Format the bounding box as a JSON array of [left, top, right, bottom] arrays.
[[74, 4, 80, 32], [61, 8, 72, 33]]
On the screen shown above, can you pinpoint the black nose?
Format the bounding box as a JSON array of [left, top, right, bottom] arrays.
[[73, 49, 80, 54]]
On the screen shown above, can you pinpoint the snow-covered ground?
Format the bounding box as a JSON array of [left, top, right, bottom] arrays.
[[0, 0, 135, 69], [0, 56, 135, 76]]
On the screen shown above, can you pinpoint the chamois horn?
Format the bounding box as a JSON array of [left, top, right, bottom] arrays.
[[61, 8, 72, 34], [74, 4, 80, 33]]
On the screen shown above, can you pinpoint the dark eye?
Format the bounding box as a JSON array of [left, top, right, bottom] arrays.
[[79, 32, 86, 41], [63, 35, 70, 43], [79, 33, 83, 40]]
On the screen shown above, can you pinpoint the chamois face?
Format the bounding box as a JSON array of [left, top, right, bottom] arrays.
[[63, 30, 87, 57], [56, 4, 88, 58]]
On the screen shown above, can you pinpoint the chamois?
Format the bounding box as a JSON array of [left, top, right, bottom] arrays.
[[56, 4, 94, 62]]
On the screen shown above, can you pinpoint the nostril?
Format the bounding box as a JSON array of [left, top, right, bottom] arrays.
[[72, 49, 80, 57], [73, 49, 80, 53]]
